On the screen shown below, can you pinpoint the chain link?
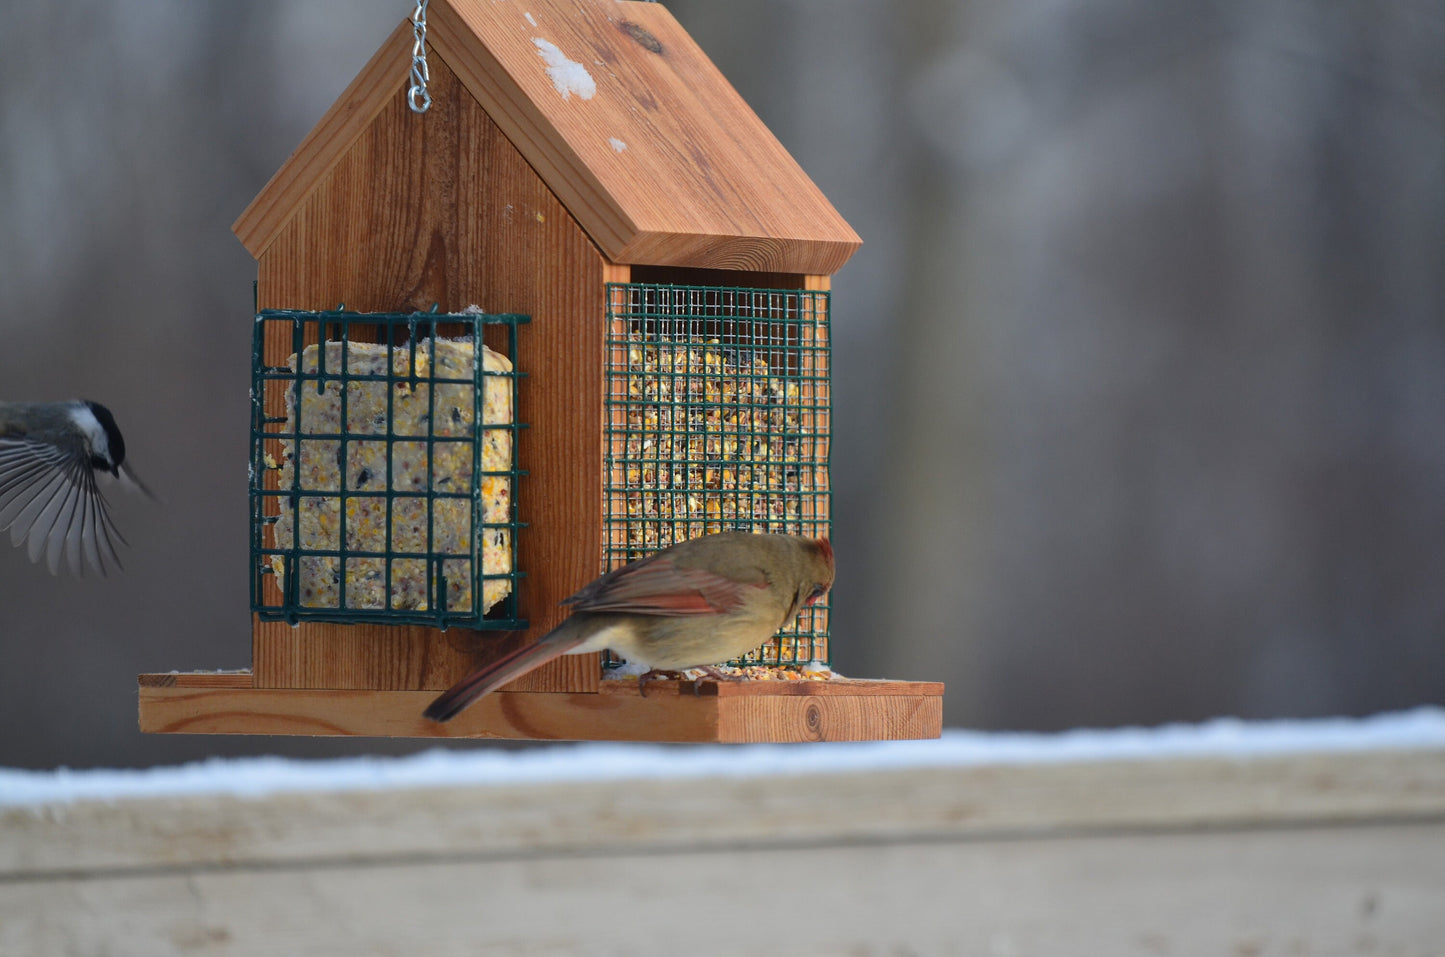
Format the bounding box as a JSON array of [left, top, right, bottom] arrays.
[[408, 0, 431, 113]]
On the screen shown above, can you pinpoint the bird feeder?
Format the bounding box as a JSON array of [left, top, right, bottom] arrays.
[[138, 0, 942, 742]]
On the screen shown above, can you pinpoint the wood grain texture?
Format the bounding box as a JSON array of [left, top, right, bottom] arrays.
[[251, 621, 598, 692], [136, 674, 943, 741], [136, 672, 254, 689], [251, 53, 604, 693], [138, 686, 710, 741], [628, 265, 808, 290], [8, 824, 1443, 956], [17, 736, 1445, 953], [233, 20, 414, 257], [11, 745, 1445, 877], [717, 694, 942, 742], [237, 1, 862, 271], [427, 0, 862, 272], [218, 3, 870, 723], [597, 677, 945, 697]]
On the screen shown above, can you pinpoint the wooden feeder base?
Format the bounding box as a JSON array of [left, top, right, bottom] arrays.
[[137, 672, 943, 743]]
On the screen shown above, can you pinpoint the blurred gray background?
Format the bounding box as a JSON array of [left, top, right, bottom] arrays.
[[1, 1, 1441, 769]]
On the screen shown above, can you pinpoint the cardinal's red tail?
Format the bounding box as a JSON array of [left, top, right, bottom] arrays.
[[423, 620, 589, 722]]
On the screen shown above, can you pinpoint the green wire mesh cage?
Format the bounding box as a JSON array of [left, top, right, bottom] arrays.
[[250, 308, 528, 630], [604, 283, 831, 667]]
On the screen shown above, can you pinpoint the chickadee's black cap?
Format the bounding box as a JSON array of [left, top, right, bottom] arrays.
[[84, 400, 126, 472]]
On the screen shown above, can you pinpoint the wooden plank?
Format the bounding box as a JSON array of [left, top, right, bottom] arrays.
[[4, 822, 1443, 956], [627, 265, 808, 290], [136, 672, 939, 695], [718, 693, 942, 743], [251, 50, 605, 695], [232, 19, 414, 257], [250, 620, 597, 693], [598, 677, 945, 697], [136, 675, 942, 741], [427, 0, 862, 272], [9, 748, 1445, 877], [138, 685, 719, 741], [237, 2, 862, 272], [136, 672, 253, 689]]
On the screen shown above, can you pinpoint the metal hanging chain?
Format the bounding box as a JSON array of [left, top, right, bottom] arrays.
[[408, 0, 431, 113]]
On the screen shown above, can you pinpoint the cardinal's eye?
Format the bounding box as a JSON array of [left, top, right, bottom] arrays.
[[807, 583, 827, 603]]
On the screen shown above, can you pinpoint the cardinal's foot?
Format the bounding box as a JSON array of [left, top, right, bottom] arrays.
[[686, 665, 748, 696], [637, 669, 686, 698]]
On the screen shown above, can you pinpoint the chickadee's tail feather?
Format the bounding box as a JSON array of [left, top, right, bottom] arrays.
[[423, 619, 591, 723]]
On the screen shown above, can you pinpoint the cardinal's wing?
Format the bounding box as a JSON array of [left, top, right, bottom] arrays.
[[561, 552, 765, 616], [0, 436, 123, 576]]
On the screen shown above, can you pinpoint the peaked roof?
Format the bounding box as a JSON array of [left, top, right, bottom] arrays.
[[235, 0, 861, 275]]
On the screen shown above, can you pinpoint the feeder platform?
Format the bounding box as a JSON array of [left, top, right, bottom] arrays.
[[138, 672, 942, 743]]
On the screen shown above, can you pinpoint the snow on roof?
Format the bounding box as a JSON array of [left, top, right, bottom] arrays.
[[3, 708, 1443, 807]]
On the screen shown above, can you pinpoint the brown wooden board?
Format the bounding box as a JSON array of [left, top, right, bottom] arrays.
[[13, 746, 1445, 953], [597, 677, 943, 697], [251, 620, 598, 693], [430, 0, 861, 272], [137, 672, 255, 689], [137, 673, 944, 742], [232, 21, 414, 257], [251, 51, 604, 694], [235, 3, 862, 273]]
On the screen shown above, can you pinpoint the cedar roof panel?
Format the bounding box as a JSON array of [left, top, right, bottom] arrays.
[[236, 0, 860, 274]]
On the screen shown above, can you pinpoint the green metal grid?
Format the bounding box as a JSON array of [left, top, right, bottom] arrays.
[[604, 283, 831, 667], [250, 308, 528, 630]]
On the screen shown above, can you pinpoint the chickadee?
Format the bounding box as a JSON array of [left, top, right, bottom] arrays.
[[0, 399, 152, 576]]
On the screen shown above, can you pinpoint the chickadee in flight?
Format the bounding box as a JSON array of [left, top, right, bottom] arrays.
[[0, 400, 152, 576]]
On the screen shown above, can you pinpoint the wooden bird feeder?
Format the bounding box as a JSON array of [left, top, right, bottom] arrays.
[[138, 0, 942, 742]]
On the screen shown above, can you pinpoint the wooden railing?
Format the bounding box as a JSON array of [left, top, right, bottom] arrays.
[[3, 737, 1443, 953]]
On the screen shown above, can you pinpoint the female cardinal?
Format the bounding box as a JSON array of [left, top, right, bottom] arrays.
[[424, 531, 834, 722]]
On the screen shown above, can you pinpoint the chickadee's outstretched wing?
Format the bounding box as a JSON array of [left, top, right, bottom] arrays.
[[0, 435, 123, 576]]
